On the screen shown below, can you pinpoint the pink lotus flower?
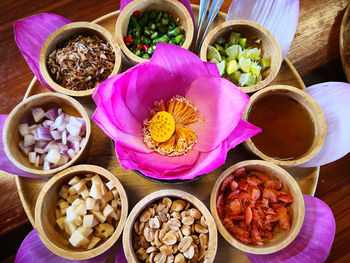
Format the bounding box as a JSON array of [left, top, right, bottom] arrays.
[[93, 43, 261, 181]]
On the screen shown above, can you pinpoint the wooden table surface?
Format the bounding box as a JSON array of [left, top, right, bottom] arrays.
[[0, 0, 350, 262]]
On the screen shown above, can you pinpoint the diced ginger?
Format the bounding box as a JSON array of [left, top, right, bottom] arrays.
[[95, 223, 114, 239], [68, 176, 81, 185], [72, 198, 85, 207], [90, 183, 102, 200], [77, 226, 93, 238], [112, 189, 119, 199], [56, 217, 66, 230], [103, 204, 114, 218], [91, 174, 103, 185], [55, 208, 63, 219], [60, 207, 68, 215], [102, 191, 113, 204], [101, 184, 107, 195], [65, 206, 77, 223], [68, 185, 77, 195], [91, 211, 106, 223], [69, 229, 89, 247], [73, 180, 86, 192], [59, 185, 69, 199], [106, 216, 113, 225], [115, 209, 121, 221], [83, 214, 99, 228], [66, 194, 79, 204], [106, 181, 115, 190], [86, 198, 96, 210], [74, 204, 87, 216], [65, 221, 77, 236], [110, 210, 117, 220], [93, 203, 100, 211], [111, 199, 119, 211], [87, 236, 101, 250], [80, 189, 90, 199], [75, 216, 83, 226]]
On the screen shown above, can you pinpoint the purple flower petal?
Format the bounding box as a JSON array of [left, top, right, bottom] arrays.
[[0, 115, 41, 179], [14, 13, 72, 90], [120, 0, 194, 24], [226, 0, 299, 59], [186, 76, 250, 151], [15, 229, 111, 263], [301, 82, 350, 167]]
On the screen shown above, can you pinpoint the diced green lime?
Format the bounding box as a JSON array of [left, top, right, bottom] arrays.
[[207, 45, 222, 62], [226, 60, 239, 75], [225, 45, 240, 60], [257, 73, 262, 83], [255, 39, 261, 44], [228, 71, 241, 85], [210, 58, 219, 64], [260, 58, 271, 70], [239, 57, 252, 73], [216, 35, 226, 45], [239, 72, 256, 87], [228, 32, 241, 45], [217, 60, 227, 77], [215, 44, 225, 55], [238, 48, 249, 59], [246, 48, 261, 60], [239, 38, 247, 48], [251, 62, 261, 77]]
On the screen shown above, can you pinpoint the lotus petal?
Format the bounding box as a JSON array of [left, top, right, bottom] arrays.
[[0, 115, 41, 179], [93, 44, 259, 180], [300, 82, 350, 167], [120, 0, 194, 23], [226, 0, 299, 59], [15, 229, 111, 263], [14, 13, 72, 90]]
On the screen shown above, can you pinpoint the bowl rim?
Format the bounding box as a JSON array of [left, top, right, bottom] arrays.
[[39, 21, 121, 97], [115, 0, 194, 65], [2, 92, 91, 176], [242, 85, 327, 167], [199, 19, 282, 93], [34, 164, 129, 260], [210, 160, 305, 254], [122, 189, 218, 263]]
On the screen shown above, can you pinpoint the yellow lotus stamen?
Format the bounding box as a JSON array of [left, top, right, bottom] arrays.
[[149, 111, 175, 143], [142, 95, 199, 156]]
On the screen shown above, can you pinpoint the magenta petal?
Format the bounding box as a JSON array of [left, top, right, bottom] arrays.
[[204, 61, 220, 77], [186, 77, 250, 151], [120, 0, 194, 24], [15, 229, 111, 263], [14, 14, 72, 90], [227, 0, 299, 59], [246, 195, 335, 263], [0, 115, 41, 179], [226, 119, 261, 148]]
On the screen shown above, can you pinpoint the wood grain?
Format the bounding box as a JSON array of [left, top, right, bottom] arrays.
[[0, 0, 349, 262]]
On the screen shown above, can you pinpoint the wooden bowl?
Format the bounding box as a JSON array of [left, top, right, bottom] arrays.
[[210, 160, 305, 254], [3, 92, 91, 176], [340, 3, 350, 82], [123, 189, 217, 262], [35, 164, 128, 260], [115, 0, 194, 65], [200, 20, 282, 93], [242, 85, 327, 167], [39, 22, 121, 97]]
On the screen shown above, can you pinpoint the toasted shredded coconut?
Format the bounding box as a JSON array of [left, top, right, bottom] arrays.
[[47, 35, 115, 91]]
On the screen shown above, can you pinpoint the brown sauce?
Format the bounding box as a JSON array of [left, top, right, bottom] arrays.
[[247, 93, 315, 160]]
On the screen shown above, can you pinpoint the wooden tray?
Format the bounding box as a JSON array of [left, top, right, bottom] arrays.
[[12, 5, 318, 262]]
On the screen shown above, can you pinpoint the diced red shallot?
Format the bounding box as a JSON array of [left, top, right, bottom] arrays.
[[18, 123, 30, 136], [62, 130, 67, 145], [21, 115, 30, 124], [45, 149, 61, 164], [29, 124, 38, 135], [24, 134, 35, 147], [28, 152, 36, 163], [67, 149, 77, 159], [50, 130, 62, 140], [43, 160, 50, 170], [43, 120, 54, 129], [45, 107, 59, 121], [31, 106, 45, 122], [34, 155, 40, 168], [19, 141, 32, 156]]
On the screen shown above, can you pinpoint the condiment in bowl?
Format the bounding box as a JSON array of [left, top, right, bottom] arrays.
[[200, 20, 282, 93], [242, 85, 327, 167], [210, 160, 305, 254], [115, 0, 194, 65], [40, 22, 121, 97]]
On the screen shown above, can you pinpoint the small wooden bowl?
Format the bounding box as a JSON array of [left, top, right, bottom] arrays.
[[242, 85, 327, 167], [35, 164, 128, 260], [340, 3, 350, 82], [210, 160, 305, 254], [123, 189, 218, 262], [115, 0, 194, 65], [200, 20, 282, 93], [40, 22, 121, 97], [3, 92, 91, 176]]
